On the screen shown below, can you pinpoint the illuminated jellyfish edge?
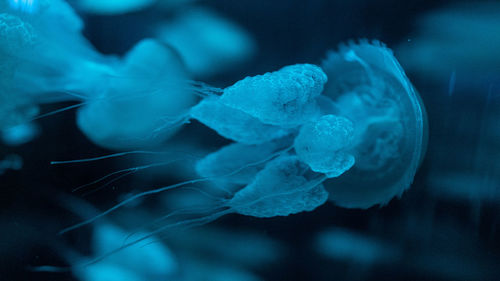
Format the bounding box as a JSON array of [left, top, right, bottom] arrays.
[[321, 39, 427, 209]]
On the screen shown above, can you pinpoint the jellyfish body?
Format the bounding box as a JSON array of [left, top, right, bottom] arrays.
[[320, 40, 427, 208], [0, 154, 22, 175]]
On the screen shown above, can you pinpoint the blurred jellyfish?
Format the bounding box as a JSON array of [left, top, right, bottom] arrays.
[[0, 154, 23, 175], [396, 2, 500, 86], [314, 227, 400, 265], [0, 1, 198, 149], [155, 7, 256, 78], [320, 40, 428, 208], [1, 122, 39, 146], [69, 223, 178, 281], [43, 196, 179, 280], [88, 223, 178, 279], [74, 0, 156, 15], [0, 0, 109, 130], [75, 39, 197, 150], [427, 171, 500, 203]]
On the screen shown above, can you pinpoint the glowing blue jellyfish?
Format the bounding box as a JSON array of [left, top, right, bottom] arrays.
[[0, 154, 23, 175], [0, 0, 108, 130], [75, 39, 197, 150], [69, 221, 178, 281], [396, 2, 500, 84], [155, 7, 256, 78], [41, 196, 178, 280], [320, 40, 428, 208], [76, 0, 156, 15], [1, 122, 39, 146]]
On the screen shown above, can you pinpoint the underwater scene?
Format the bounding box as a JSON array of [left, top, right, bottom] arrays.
[[1, 0, 499, 280]]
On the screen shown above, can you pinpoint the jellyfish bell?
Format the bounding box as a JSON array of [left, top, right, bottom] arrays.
[[320, 40, 428, 208]]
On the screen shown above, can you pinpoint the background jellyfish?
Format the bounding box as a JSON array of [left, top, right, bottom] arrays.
[[73, 0, 156, 15], [1, 122, 39, 146], [0, 153, 22, 175], [155, 7, 256, 78], [1, 1, 198, 150], [75, 38, 197, 150], [313, 227, 400, 266], [0, 0, 107, 131], [396, 2, 500, 88]]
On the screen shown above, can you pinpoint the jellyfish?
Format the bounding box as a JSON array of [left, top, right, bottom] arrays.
[[49, 40, 426, 268], [74, 0, 156, 15], [396, 2, 500, 85], [67, 221, 178, 281], [75, 38, 197, 150], [155, 7, 256, 78], [314, 227, 400, 265], [1, 122, 39, 146], [35, 195, 179, 280], [319, 40, 428, 208], [0, 154, 23, 175], [0, 0, 111, 130]]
